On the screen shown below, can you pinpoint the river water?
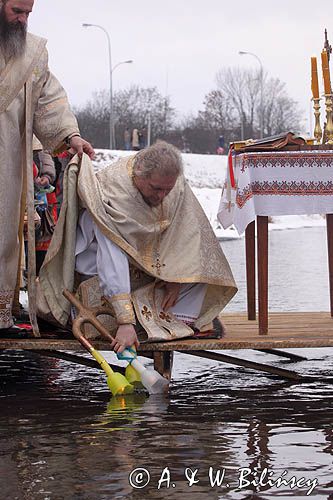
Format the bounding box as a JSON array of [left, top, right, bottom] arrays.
[[0, 226, 332, 500]]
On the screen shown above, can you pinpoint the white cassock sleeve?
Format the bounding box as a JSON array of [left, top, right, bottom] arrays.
[[94, 223, 131, 297], [75, 210, 130, 297]]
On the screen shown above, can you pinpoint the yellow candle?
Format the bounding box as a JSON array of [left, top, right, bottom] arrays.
[[311, 56, 319, 99], [321, 50, 331, 94]]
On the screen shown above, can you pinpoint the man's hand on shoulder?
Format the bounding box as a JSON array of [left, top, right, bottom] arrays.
[[111, 324, 139, 354], [69, 135, 95, 159]]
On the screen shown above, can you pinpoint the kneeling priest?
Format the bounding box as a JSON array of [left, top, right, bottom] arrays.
[[39, 141, 237, 352]]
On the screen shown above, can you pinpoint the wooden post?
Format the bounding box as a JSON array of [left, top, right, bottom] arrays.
[[180, 350, 304, 381], [326, 214, 333, 317], [257, 216, 268, 334], [245, 220, 256, 320], [153, 351, 174, 380]]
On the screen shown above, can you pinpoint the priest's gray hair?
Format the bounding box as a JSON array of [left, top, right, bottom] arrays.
[[133, 140, 183, 178]]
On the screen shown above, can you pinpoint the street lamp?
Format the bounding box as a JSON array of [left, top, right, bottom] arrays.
[[82, 24, 133, 149], [82, 23, 113, 148], [239, 51, 264, 139], [111, 59, 133, 147]]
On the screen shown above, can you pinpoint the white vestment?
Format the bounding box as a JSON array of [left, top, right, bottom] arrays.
[[38, 155, 237, 341], [75, 210, 207, 323], [0, 33, 79, 329]]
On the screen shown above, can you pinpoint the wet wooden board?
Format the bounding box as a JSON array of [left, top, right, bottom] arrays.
[[0, 312, 333, 351]]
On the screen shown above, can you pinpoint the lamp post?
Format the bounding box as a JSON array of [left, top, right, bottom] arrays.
[[110, 59, 133, 148], [239, 50, 264, 139], [83, 23, 113, 148], [83, 24, 133, 149]]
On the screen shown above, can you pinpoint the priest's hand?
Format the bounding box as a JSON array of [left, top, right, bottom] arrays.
[[69, 135, 95, 159], [157, 281, 181, 311], [111, 324, 139, 354]]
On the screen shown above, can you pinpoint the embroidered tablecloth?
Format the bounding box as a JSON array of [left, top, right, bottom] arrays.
[[217, 150, 333, 234]]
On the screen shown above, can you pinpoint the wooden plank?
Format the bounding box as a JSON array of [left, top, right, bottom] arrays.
[[180, 350, 303, 381], [255, 349, 308, 361], [245, 221, 256, 320], [0, 335, 333, 352], [0, 312, 333, 352], [257, 216, 268, 334], [327, 214, 333, 317], [27, 349, 126, 373]]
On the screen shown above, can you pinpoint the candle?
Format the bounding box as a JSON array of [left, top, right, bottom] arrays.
[[321, 50, 332, 95], [311, 56, 319, 99]]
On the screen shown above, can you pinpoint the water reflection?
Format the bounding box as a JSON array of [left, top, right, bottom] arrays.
[[2, 350, 332, 498], [223, 226, 330, 313]]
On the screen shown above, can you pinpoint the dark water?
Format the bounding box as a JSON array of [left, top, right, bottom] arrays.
[[1, 227, 332, 500]]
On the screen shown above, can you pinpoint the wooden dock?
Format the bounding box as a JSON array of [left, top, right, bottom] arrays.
[[1, 312, 332, 382], [0, 311, 332, 351]]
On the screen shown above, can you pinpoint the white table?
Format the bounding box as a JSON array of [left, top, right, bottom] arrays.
[[218, 150, 333, 334]]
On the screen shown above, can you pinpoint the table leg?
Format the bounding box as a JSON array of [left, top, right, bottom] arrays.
[[257, 216, 268, 335], [326, 214, 333, 317], [245, 221, 256, 320]]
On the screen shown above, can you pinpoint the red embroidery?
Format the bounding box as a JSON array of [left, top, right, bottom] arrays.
[[237, 180, 333, 208], [240, 152, 333, 173]]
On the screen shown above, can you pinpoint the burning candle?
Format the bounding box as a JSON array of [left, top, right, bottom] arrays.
[[311, 56, 319, 99], [321, 50, 331, 95]]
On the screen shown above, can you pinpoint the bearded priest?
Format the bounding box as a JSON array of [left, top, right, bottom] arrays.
[[0, 0, 94, 334]]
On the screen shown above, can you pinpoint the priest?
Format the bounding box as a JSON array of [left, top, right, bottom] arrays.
[[39, 141, 237, 352], [0, 0, 94, 333]]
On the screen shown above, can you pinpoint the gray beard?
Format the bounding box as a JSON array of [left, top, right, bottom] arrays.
[[0, 7, 27, 60]]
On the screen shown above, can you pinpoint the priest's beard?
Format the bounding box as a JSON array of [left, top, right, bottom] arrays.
[[0, 7, 27, 60]]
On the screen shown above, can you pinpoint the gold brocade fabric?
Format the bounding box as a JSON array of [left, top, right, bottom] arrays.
[[105, 293, 136, 325], [0, 33, 79, 329], [39, 154, 237, 330]]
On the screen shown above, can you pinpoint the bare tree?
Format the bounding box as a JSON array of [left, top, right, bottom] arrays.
[[215, 67, 302, 140], [198, 90, 234, 131], [263, 78, 302, 136], [113, 85, 176, 146], [74, 90, 110, 148], [75, 69, 303, 152], [75, 85, 176, 149]]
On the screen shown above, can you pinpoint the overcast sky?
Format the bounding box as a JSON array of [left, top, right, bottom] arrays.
[[29, 0, 333, 134]]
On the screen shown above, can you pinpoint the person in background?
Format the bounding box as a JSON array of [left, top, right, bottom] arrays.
[[53, 149, 75, 216], [138, 128, 146, 150], [131, 128, 140, 151], [124, 128, 131, 150], [32, 137, 57, 274], [217, 135, 225, 155]]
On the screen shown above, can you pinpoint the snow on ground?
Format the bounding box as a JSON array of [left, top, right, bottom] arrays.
[[93, 149, 325, 238]]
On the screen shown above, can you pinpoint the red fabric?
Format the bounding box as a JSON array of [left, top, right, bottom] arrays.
[[33, 162, 38, 179], [46, 191, 57, 205], [228, 145, 236, 188], [57, 151, 71, 159]]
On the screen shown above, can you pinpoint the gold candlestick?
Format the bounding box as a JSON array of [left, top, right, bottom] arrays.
[[312, 97, 322, 143], [324, 93, 333, 144]]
